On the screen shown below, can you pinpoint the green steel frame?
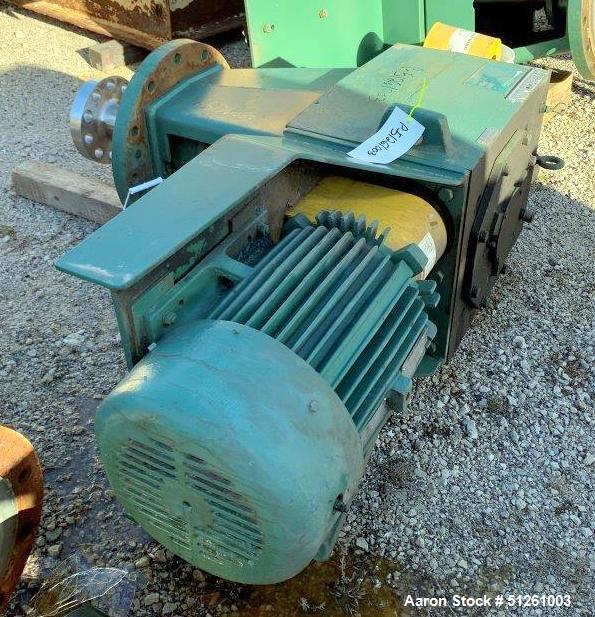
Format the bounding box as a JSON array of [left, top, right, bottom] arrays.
[[57, 42, 550, 374], [244, 0, 595, 79]]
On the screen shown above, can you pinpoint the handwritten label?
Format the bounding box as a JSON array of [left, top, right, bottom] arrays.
[[347, 106, 425, 165], [448, 28, 478, 53]]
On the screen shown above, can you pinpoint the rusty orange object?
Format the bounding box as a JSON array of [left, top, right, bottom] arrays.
[[0, 426, 43, 613], [2, 0, 244, 51], [111, 39, 230, 203]]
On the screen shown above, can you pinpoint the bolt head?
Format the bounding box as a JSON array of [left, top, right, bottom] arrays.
[[438, 187, 454, 202], [162, 311, 177, 326]]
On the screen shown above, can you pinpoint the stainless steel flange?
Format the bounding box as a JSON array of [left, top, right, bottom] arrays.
[[70, 76, 129, 164]]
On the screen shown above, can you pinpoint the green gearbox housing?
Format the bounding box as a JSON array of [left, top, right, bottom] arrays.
[[58, 41, 551, 583]]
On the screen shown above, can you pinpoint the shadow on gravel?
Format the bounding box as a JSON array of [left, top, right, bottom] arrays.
[[0, 1, 107, 45], [571, 76, 595, 99]]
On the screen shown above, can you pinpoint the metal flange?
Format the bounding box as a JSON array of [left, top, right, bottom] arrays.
[[111, 39, 229, 203], [0, 426, 43, 612], [568, 0, 595, 79], [70, 76, 129, 164]]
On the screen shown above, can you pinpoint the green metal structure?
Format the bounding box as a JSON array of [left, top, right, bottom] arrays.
[[245, 0, 595, 79], [59, 40, 559, 583]]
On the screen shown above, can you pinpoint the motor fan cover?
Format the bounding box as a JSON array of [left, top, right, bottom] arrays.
[[95, 320, 364, 584]]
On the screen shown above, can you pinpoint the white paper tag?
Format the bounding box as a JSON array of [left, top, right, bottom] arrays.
[[347, 106, 425, 165], [123, 176, 164, 208], [418, 232, 437, 279], [448, 28, 478, 53]]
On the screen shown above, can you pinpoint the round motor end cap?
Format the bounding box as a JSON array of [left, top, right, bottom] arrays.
[[96, 320, 364, 584]]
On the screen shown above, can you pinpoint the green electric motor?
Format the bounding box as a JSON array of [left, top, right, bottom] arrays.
[[59, 40, 560, 583], [94, 214, 439, 583], [245, 0, 595, 79]]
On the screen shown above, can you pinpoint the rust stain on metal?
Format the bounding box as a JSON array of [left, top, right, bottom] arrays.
[[122, 40, 228, 191], [48, 0, 170, 39], [0, 426, 43, 612], [170, 0, 244, 38], [7, 0, 244, 49]]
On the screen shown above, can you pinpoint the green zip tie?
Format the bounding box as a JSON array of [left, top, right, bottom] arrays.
[[407, 78, 429, 123]]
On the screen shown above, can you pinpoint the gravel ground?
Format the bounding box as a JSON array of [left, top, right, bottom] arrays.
[[0, 4, 593, 616]]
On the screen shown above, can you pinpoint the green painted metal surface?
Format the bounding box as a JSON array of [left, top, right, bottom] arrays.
[[59, 137, 293, 290], [144, 66, 351, 184], [285, 45, 527, 173], [57, 44, 549, 368], [513, 35, 573, 63], [209, 215, 438, 452], [424, 0, 475, 33], [243, 0, 453, 68], [245, 0, 385, 68], [242, 0, 469, 68], [384, 0, 426, 48], [245, 0, 595, 79], [92, 216, 437, 582], [57, 42, 551, 583], [96, 320, 364, 583]]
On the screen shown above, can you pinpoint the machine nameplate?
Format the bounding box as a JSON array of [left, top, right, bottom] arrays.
[[402, 332, 429, 379], [418, 233, 437, 278], [464, 64, 524, 93], [506, 69, 544, 102]]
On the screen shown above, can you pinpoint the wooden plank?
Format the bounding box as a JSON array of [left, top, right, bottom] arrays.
[[87, 39, 147, 71], [544, 69, 573, 124], [12, 161, 122, 225], [4, 1, 166, 50]]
